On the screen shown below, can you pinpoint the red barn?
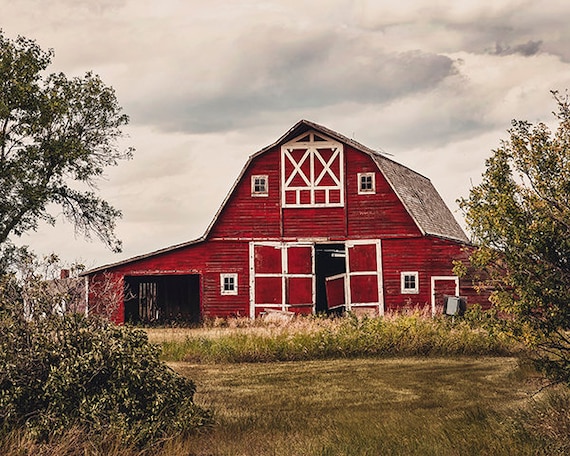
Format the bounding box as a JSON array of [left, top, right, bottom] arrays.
[[84, 120, 486, 324]]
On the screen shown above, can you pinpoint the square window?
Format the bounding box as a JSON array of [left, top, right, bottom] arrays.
[[401, 272, 419, 294], [221, 273, 238, 295], [358, 173, 375, 194], [251, 175, 268, 196]]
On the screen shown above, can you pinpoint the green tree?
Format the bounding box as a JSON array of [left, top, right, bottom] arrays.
[[0, 31, 132, 254], [460, 91, 570, 385]]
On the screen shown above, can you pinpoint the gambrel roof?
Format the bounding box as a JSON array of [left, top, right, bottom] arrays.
[[261, 120, 469, 243], [84, 120, 468, 275]]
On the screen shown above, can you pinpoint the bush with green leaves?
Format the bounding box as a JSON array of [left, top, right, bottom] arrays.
[[0, 271, 211, 446], [460, 91, 570, 386]]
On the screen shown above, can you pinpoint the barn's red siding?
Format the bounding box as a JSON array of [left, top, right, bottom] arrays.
[[209, 149, 281, 240], [90, 241, 251, 319], [382, 237, 482, 311], [209, 145, 423, 242]]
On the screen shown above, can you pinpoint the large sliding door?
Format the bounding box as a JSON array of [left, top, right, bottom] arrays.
[[250, 240, 384, 317], [249, 242, 314, 317]]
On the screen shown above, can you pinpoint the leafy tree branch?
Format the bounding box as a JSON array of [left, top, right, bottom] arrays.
[[0, 31, 133, 253]]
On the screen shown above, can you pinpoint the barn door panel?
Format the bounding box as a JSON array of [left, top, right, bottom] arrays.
[[250, 243, 283, 316], [325, 273, 346, 310], [250, 242, 315, 317], [346, 240, 383, 315], [285, 244, 313, 314], [287, 245, 312, 274], [348, 243, 377, 273], [349, 274, 379, 304], [254, 244, 282, 274], [254, 277, 282, 305]]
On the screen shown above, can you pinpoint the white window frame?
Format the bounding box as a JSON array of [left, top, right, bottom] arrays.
[[401, 272, 419, 294], [220, 273, 238, 295], [358, 172, 375, 194], [251, 175, 268, 196]]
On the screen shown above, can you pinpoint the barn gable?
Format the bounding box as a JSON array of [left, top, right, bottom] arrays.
[[84, 120, 484, 323], [206, 119, 467, 243]]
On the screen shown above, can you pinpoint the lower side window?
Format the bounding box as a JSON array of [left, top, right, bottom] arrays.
[[220, 273, 238, 295], [401, 272, 419, 294]]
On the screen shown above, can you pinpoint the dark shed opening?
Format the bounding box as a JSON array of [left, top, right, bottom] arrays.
[[124, 274, 200, 324]]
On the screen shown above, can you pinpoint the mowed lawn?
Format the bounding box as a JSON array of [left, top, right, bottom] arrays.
[[172, 357, 543, 456]]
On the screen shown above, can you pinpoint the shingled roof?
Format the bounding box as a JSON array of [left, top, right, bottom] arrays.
[[371, 153, 469, 243]]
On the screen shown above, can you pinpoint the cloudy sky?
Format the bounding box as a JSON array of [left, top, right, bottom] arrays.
[[2, 0, 570, 269]]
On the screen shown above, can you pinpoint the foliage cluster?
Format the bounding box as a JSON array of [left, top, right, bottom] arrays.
[[157, 309, 520, 363], [460, 91, 570, 385], [0, 263, 211, 447], [0, 31, 132, 255]]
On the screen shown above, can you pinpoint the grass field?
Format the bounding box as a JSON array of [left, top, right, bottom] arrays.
[[168, 357, 559, 456], [3, 315, 569, 455]]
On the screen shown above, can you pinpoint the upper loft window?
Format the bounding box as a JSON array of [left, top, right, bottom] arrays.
[[358, 172, 375, 194], [251, 175, 268, 196], [281, 131, 344, 208]]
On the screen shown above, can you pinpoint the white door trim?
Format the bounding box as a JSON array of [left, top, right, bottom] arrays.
[[430, 276, 460, 316]]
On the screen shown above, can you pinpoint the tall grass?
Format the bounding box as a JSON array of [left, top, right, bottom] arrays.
[[152, 310, 521, 363]]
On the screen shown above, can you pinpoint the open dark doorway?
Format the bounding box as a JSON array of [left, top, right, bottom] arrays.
[[124, 274, 201, 325], [315, 244, 346, 313]]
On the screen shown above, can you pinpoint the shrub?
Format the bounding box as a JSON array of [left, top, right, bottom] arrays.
[[0, 270, 211, 447]]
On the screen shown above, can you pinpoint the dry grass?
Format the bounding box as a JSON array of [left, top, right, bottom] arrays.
[[145, 315, 340, 343], [2, 356, 568, 455], [148, 312, 520, 363], [169, 357, 552, 455], [6, 356, 550, 456]]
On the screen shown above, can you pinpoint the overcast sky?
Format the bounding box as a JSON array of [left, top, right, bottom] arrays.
[[3, 0, 570, 269]]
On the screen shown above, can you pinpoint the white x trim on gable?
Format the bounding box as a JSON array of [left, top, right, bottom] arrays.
[[281, 131, 344, 208], [284, 149, 312, 188]]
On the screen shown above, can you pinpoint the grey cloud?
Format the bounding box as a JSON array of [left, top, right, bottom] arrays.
[[490, 40, 543, 56], [128, 32, 457, 134], [355, 3, 568, 61]]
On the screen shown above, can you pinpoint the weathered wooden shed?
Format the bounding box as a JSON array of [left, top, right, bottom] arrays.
[[84, 120, 486, 324]]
